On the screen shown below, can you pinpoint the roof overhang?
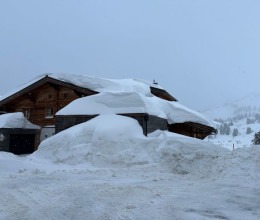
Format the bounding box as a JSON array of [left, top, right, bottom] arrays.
[[170, 121, 218, 135], [150, 87, 177, 101]]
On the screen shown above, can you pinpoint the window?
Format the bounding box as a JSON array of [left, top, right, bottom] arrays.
[[24, 109, 30, 119], [46, 108, 54, 118], [64, 93, 69, 99], [0, 133, 5, 142], [48, 94, 53, 100]]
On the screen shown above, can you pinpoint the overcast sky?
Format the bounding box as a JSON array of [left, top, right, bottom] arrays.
[[0, 0, 259, 111]]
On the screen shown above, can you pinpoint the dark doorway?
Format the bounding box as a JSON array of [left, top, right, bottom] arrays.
[[9, 134, 35, 155]]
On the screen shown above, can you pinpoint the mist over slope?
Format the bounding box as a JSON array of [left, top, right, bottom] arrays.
[[203, 93, 260, 121], [203, 93, 260, 149]]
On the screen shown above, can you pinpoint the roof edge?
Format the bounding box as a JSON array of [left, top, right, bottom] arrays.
[[0, 75, 98, 107]]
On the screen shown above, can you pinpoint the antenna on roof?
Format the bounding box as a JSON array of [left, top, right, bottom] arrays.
[[153, 80, 158, 85]]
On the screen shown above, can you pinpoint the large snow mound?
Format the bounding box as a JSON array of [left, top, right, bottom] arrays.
[[56, 92, 216, 127], [0, 112, 40, 129], [31, 115, 226, 176]]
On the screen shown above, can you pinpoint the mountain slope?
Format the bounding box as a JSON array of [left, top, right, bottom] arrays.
[[203, 93, 260, 150], [203, 93, 260, 121]]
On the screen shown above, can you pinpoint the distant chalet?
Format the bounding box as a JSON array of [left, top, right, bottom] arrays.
[[0, 73, 217, 140]]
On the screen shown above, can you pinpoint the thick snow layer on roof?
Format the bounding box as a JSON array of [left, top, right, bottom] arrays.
[[0, 73, 162, 102], [56, 92, 216, 128], [49, 73, 162, 93], [0, 113, 40, 129]]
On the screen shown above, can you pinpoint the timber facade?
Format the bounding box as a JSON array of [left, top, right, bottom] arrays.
[[0, 76, 97, 126], [168, 122, 216, 139]]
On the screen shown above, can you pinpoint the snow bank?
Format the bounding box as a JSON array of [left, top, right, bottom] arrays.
[[31, 115, 226, 176], [212, 146, 260, 183], [0, 112, 40, 129], [56, 92, 216, 128]]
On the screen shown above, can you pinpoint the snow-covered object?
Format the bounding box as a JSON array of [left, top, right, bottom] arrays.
[[56, 92, 216, 127], [32, 115, 225, 168], [0, 112, 40, 129], [0, 73, 162, 102]]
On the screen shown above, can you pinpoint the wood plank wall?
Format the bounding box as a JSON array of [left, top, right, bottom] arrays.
[[6, 83, 82, 126]]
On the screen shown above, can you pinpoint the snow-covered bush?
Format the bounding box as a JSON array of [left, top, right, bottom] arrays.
[[252, 131, 260, 145], [246, 127, 252, 134], [232, 128, 239, 137], [220, 123, 230, 135]]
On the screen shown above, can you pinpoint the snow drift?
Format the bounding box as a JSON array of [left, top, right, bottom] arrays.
[[31, 115, 227, 176]]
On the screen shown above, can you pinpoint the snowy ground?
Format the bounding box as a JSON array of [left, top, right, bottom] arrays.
[[206, 118, 259, 150], [1, 115, 260, 220]]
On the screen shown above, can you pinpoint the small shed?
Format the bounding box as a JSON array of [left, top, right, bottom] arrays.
[[0, 113, 41, 155]]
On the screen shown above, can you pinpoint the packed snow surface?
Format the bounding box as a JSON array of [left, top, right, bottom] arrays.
[[0, 112, 40, 129], [56, 92, 216, 127], [0, 115, 259, 220]]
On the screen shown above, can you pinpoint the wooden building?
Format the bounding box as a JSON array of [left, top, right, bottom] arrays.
[[0, 75, 98, 127], [0, 73, 217, 141], [0, 74, 175, 127]]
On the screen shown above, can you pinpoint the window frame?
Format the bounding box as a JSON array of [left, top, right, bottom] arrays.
[[45, 108, 54, 118]]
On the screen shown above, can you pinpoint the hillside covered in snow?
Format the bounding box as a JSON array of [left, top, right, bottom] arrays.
[[203, 93, 260, 121], [203, 93, 260, 150], [0, 115, 259, 220]]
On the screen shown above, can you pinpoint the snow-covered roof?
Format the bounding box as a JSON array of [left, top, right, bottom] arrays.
[[0, 113, 40, 129], [0, 73, 164, 102], [56, 92, 216, 128]]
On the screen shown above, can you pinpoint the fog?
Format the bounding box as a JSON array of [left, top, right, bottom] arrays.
[[0, 0, 259, 111]]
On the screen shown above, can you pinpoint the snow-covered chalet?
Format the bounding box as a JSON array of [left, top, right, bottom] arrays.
[[0, 73, 217, 142]]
